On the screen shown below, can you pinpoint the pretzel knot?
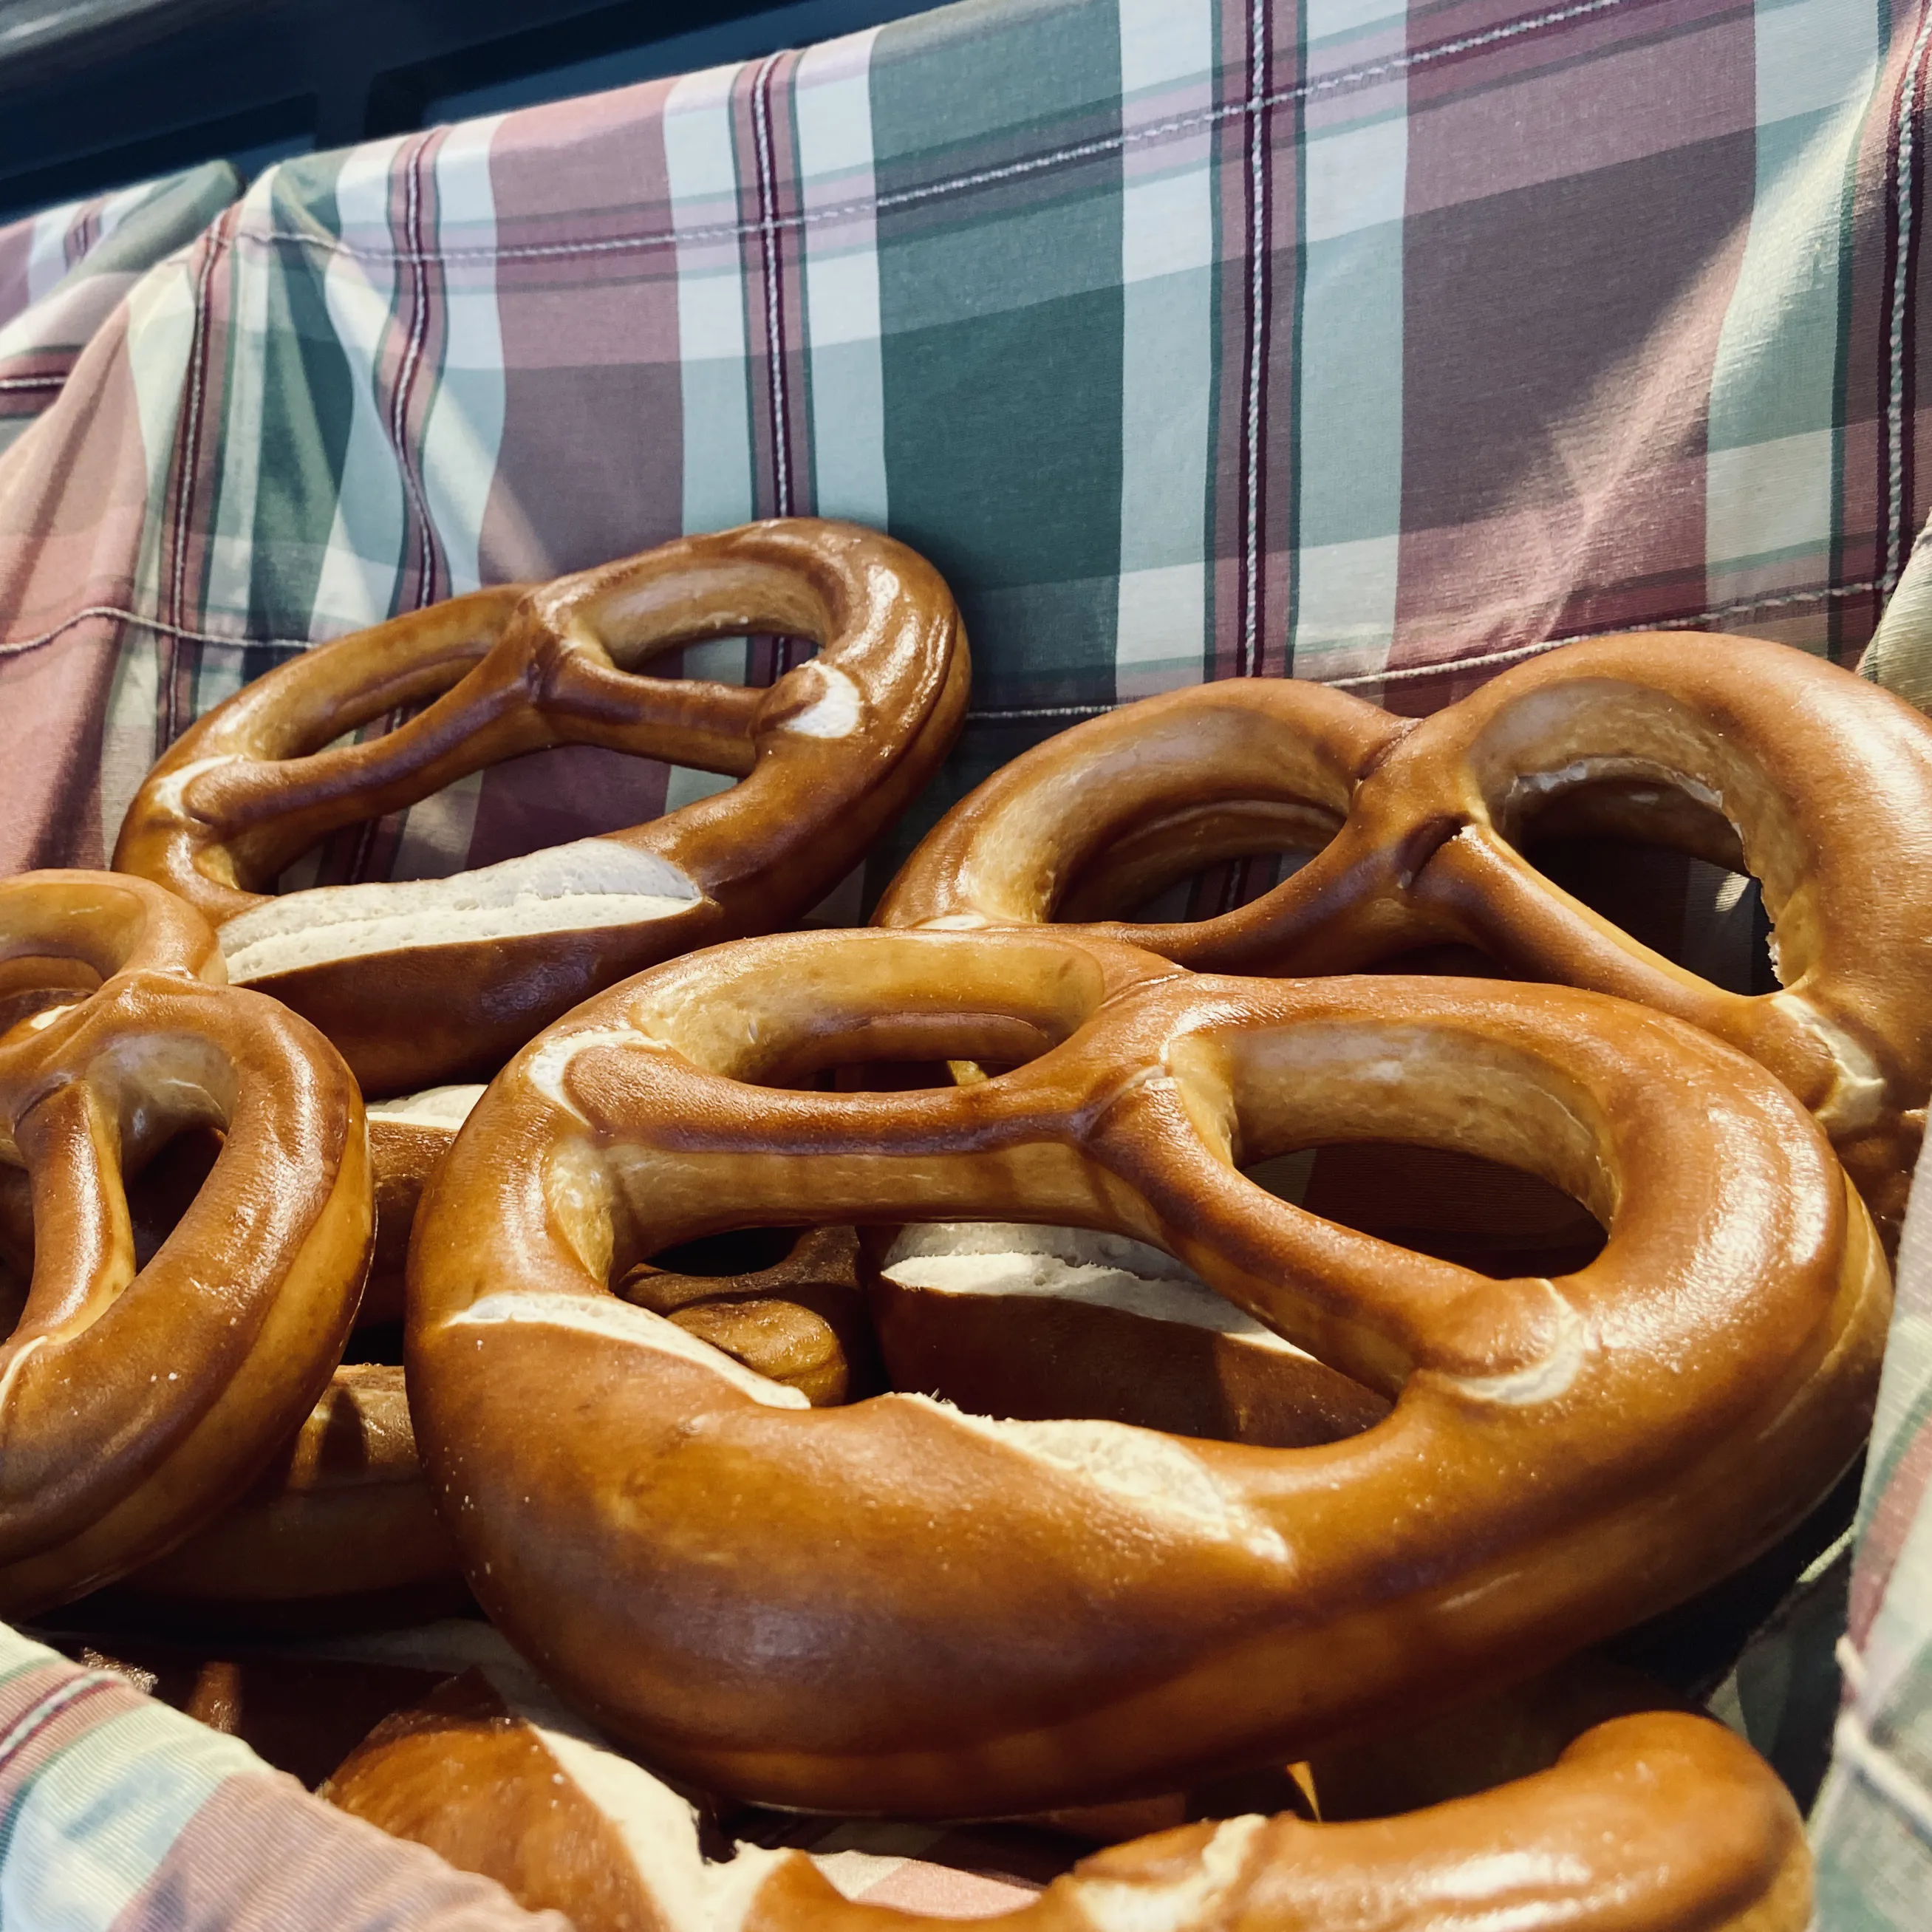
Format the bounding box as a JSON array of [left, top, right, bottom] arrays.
[[406, 926, 1888, 1817], [115, 519, 968, 1095], [0, 871, 371, 1614], [877, 633, 1932, 1243]]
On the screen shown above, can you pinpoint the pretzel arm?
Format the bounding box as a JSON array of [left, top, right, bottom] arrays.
[[541, 655, 762, 774], [407, 927, 1885, 1816], [0, 904, 372, 1615], [115, 522, 969, 1093]]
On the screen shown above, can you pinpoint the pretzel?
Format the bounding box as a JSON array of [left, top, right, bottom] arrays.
[[875, 633, 1932, 1241], [1, 1130, 449, 1627], [620, 1224, 878, 1406], [363, 1086, 487, 1325], [0, 868, 222, 1031], [0, 870, 371, 1613], [121, 1365, 461, 1622], [324, 1668, 1809, 1932], [405, 925, 1886, 1816], [124, 1089, 873, 1618], [872, 1225, 1388, 1447], [115, 1085, 486, 1621], [868, 1156, 1602, 1451], [114, 519, 968, 1095]]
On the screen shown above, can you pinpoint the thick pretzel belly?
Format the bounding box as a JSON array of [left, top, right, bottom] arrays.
[[406, 928, 1886, 1816]]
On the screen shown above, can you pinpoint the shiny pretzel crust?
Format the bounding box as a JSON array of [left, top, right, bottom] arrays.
[[115, 519, 968, 1094], [125, 1091, 483, 1610], [0, 871, 372, 1613], [406, 926, 1887, 1816], [875, 632, 1932, 1243], [326, 1671, 1810, 1932]]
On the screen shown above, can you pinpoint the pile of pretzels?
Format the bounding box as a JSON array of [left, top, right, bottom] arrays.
[[1, 514, 1924, 1932]]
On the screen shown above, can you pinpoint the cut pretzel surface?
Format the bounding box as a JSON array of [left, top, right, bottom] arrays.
[[324, 1668, 1809, 1932], [875, 634, 1932, 1240], [115, 519, 968, 1094], [406, 926, 1887, 1815], [0, 871, 372, 1613]]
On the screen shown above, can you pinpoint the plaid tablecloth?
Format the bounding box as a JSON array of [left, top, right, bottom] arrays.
[[0, 165, 242, 462], [4, 0, 1932, 1922], [0, 1624, 562, 1929], [1, 0, 1928, 887]]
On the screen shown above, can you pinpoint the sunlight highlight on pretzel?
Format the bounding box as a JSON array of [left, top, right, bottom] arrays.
[[876, 634, 1932, 1241], [406, 926, 1887, 1817], [115, 519, 968, 1093], [0, 871, 371, 1613]]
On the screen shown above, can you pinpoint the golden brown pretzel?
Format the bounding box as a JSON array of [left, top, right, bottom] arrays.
[[870, 1224, 1389, 1447], [875, 634, 1932, 1240], [120, 1086, 482, 1619], [323, 1668, 1809, 1932], [114, 519, 968, 1094], [620, 1224, 878, 1406], [4, 1094, 459, 1623], [121, 1365, 460, 1622], [0, 869, 223, 1034], [363, 1086, 486, 1325], [406, 926, 1886, 1815], [0, 870, 371, 1613], [867, 1155, 1598, 1451]]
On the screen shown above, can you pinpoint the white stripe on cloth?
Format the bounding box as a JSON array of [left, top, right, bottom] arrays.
[[394, 113, 509, 883], [100, 248, 211, 859], [1286, 0, 1408, 689], [311, 138, 412, 638], [1115, 0, 1216, 700], [796, 24, 888, 528], [23, 205, 78, 308], [420, 115, 509, 604], [1705, 0, 1881, 613], [202, 170, 281, 644], [666, 55, 759, 818]]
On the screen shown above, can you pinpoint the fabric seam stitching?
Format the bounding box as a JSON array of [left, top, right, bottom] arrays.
[[7, 578, 1874, 689], [222, 0, 1635, 267]]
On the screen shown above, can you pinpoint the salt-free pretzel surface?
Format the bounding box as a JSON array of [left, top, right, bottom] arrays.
[[876, 634, 1932, 1240], [0, 871, 371, 1613], [326, 1670, 1809, 1932], [115, 519, 969, 1094], [0, 868, 222, 1031], [406, 926, 1887, 1816]]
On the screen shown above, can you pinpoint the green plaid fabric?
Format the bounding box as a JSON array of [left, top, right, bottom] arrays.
[[4, 0, 1932, 1917], [0, 163, 242, 460], [1804, 1125, 1932, 1928], [0, 0, 1926, 892]]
